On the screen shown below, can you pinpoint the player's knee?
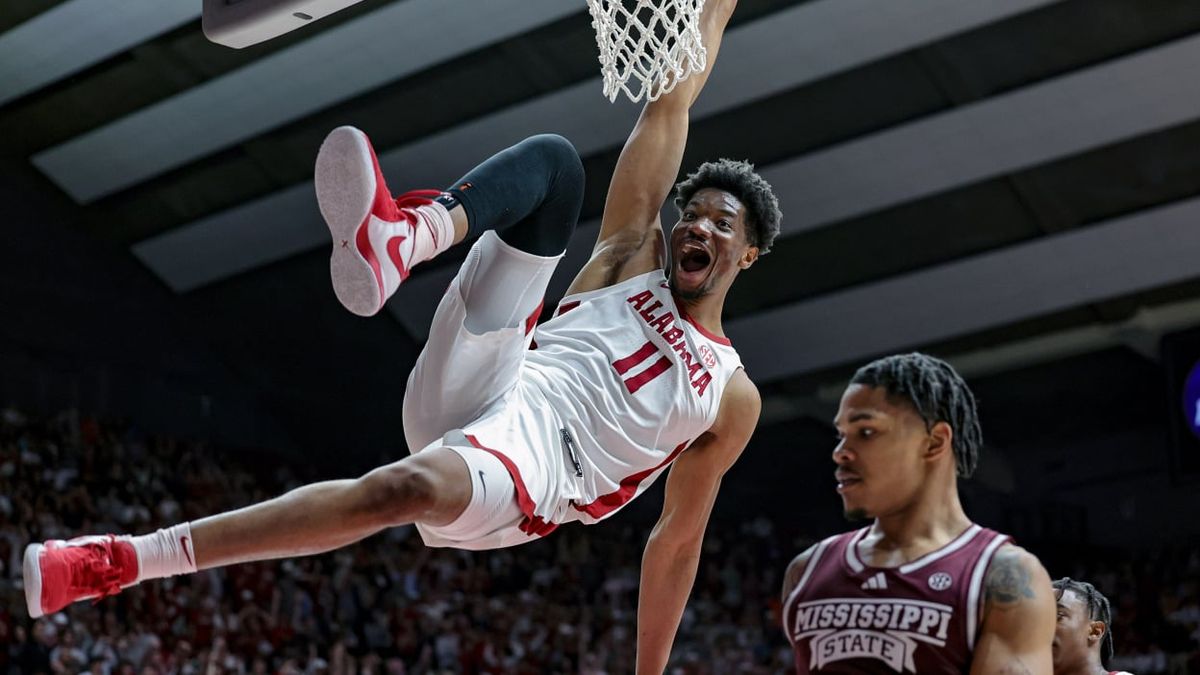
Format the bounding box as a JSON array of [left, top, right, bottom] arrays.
[[527, 134, 584, 191], [526, 133, 580, 165], [357, 462, 438, 525]]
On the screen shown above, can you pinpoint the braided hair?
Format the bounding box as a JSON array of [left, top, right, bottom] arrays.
[[849, 353, 983, 478], [1053, 577, 1115, 666]]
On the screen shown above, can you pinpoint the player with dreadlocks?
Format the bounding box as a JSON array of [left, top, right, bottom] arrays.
[[781, 352, 1056, 673], [1052, 578, 1132, 675]]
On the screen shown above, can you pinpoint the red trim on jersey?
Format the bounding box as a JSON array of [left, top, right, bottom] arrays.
[[556, 300, 580, 316], [572, 440, 690, 519], [465, 434, 558, 537], [679, 311, 733, 346], [524, 299, 545, 336]]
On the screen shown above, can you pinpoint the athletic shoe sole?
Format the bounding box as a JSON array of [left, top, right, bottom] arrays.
[[315, 126, 385, 317], [24, 543, 43, 619]]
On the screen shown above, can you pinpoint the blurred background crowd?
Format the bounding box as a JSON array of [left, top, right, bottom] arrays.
[[0, 409, 1196, 674]]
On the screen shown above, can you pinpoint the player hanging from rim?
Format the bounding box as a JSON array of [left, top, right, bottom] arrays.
[[25, 0, 781, 669], [781, 353, 1056, 674], [1052, 578, 1132, 675]]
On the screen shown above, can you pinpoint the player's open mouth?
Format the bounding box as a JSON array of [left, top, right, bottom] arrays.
[[676, 243, 712, 281]]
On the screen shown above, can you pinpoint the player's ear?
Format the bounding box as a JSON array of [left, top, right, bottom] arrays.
[[1087, 620, 1107, 646], [738, 245, 759, 270], [925, 421, 953, 463]]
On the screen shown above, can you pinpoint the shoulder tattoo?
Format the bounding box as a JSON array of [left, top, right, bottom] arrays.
[[984, 547, 1035, 606]]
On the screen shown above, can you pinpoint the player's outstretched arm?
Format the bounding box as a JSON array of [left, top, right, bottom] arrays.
[[635, 371, 759, 674], [567, 0, 738, 296], [970, 545, 1056, 675]]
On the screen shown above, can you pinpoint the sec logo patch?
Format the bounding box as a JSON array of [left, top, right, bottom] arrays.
[[928, 572, 953, 591], [699, 344, 717, 368]]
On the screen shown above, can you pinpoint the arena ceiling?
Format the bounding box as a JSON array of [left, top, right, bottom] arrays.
[[4, 0, 1200, 449]]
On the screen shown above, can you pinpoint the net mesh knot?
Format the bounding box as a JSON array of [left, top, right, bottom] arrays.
[[587, 0, 707, 103]]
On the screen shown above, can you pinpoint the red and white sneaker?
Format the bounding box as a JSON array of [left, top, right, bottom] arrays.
[[315, 126, 455, 317], [23, 536, 139, 618]]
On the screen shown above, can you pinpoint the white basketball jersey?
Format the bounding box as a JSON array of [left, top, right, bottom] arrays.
[[523, 270, 743, 525]]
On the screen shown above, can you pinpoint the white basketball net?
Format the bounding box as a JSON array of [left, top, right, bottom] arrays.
[[586, 0, 707, 103]]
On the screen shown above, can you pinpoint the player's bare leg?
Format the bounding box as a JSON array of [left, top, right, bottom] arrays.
[[23, 448, 470, 618], [189, 447, 470, 568]]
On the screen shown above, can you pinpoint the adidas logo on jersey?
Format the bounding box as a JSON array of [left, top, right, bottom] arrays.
[[861, 572, 888, 590]]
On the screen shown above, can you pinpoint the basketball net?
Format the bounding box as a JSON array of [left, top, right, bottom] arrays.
[[586, 0, 707, 103]]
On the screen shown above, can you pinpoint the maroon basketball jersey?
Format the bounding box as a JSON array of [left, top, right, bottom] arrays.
[[782, 524, 1010, 674]]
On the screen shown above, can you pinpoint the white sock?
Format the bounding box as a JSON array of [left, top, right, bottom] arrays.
[[129, 523, 198, 582], [409, 201, 456, 265]]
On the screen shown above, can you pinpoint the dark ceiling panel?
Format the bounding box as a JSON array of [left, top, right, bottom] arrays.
[[0, 0, 69, 34], [1, 57, 180, 156], [84, 0, 804, 244], [727, 119, 1200, 317], [1009, 119, 1200, 234], [754, 295, 1183, 412], [0, 0, 396, 149], [681, 54, 950, 171], [179, 251, 420, 399], [89, 12, 601, 242], [59, 0, 1199, 252], [724, 179, 1042, 317], [5, 0, 1200, 452], [970, 346, 1163, 447], [926, 277, 1200, 360], [917, 0, 1200, 103], [571, 53, 956, 230]]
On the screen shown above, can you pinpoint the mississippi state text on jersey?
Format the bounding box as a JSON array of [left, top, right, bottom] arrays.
[[783, 524, 1010, 674]]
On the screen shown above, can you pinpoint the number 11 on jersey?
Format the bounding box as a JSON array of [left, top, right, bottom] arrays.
[[613, 341, 674, 394]]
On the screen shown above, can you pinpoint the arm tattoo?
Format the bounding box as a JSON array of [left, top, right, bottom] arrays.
[[984, 548, 1035, 606]]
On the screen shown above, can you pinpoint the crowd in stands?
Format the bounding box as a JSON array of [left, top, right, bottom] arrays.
[[1055, 545, 1200, 674], [0, 407, 1197, 674]]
